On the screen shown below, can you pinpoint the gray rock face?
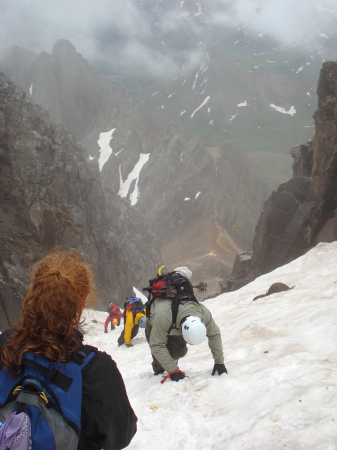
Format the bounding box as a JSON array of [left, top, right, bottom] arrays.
[[250, 176, 316, 276], [0, 238, 28, 330], [104, 187, 161, 291], [99, 105, 270, 294], [231, 61, 337, 286], [1, 41, 107, 141], [291, 143, 313, 177], [0, 72, 160, 328], [0, 39, 273, 298], [96, 102, 271, 250]]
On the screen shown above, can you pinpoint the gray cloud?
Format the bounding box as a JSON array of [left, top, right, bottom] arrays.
[[209, 0, 337, 47], [1, 0, 336, 79], [0, 0, 149, 56]]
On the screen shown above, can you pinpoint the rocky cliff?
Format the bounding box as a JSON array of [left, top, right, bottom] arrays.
[[0, 41, 107, 141], [230, 61, 337, 287], [1, 40, 272, 298], [0, 72, 160, 329]]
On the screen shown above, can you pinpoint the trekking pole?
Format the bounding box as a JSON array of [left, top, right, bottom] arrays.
[[193, 282, 207, 293]]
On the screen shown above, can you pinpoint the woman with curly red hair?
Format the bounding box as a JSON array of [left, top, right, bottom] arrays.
[[0, 250, 137, 450]]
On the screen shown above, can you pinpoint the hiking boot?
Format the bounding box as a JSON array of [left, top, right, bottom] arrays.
[[153, 369, 165, 376]]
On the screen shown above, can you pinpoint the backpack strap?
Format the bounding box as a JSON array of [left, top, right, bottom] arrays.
[[168, 295, 186, 334], [20, 345, 99, 392], [145, 294, 154, 318], [72, 345, 97, 366], [72, 344, 98, 371], [21, 357, 74, 392], [168, 294, 198, 334], [16, 401, 28, 414]]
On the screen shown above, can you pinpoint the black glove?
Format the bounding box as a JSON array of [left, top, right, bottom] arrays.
[[211, 363, 228, 376], [126, 343, 134, 348], [170, 370, 186, 382]]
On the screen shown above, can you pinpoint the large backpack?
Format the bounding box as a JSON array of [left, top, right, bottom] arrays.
[[124, 298, 145, 323], [0, 345, 97, 450], [143, 271, 200, 331]]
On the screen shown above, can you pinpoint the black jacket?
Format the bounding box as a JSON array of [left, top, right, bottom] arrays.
[[0, 330, 137, 450]]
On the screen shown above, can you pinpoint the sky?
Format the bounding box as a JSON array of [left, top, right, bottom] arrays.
[[81, 240, 337, 449], [1, 0, 336, 78]]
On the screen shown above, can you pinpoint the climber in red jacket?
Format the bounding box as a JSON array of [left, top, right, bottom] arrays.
[[104, 302, 123, 333]]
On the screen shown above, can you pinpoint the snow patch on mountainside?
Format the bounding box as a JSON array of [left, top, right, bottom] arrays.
[[98, 128, 116, 171], [192, 71, 199, 89], [191, 96, 210, 118], [118, 153, 150, 205], [270, 104, 296, 116]]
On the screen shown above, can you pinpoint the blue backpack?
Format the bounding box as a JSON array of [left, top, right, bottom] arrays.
[[0, 345, 97, 450], [125, 298, 145, 316]]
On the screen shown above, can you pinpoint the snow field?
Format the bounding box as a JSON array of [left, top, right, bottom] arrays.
[[82, 242, 337, 449]]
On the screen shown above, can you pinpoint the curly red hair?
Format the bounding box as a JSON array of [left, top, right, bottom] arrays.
[[1, 250, 97, 374]]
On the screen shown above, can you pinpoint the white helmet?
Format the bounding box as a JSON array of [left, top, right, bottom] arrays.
[[181, 316, 206, 345], [174, 266, 192, 280]]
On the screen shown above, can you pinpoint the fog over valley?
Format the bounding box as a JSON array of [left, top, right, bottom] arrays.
[[1, 0, 337, 77]]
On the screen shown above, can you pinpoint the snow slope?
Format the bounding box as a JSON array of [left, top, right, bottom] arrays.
[[81, 241, 337, 449]]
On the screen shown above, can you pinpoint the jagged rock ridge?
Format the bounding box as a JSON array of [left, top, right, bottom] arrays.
[[0, 72, 160, 329]]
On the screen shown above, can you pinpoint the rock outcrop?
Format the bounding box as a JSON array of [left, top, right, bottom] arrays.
[[0, 72, 160, 328], [230, 61, 337, 287]]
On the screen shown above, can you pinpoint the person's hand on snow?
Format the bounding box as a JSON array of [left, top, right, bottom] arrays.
[[211, 363, 228, 376], [161, 370, 186, 383], [170, 370, 186, 381]]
